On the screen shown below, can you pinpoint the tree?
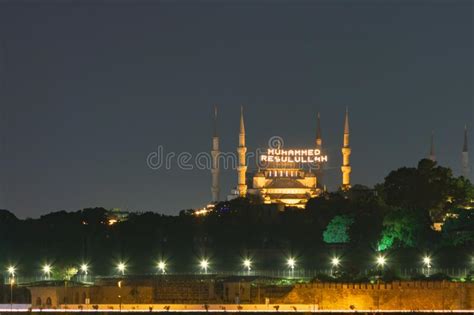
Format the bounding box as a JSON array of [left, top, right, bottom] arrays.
[[442, 209, 474, 246], [377, 207, 431, 251], [379, 159, 474, 221], [323, 215, 354, 244]]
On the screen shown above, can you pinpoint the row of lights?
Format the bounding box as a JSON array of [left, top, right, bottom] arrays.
[[4, 255, 433, 277]]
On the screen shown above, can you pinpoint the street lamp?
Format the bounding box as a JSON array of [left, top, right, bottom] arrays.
[[116, 262, 127, 276], [10, 277, 15, 310], [42, 264, 52, 279], [423, 256, 432, 277], [330, 257, 340, 276], [287, 258, 296, 272], [80, 263, 89, 275], [7, 266, 16, 277], [157, 261, 166, 274], [376, 255, 386, 269], [200, 259, 209, 274], [243, 258, 252, 273], [117, 280, 123, 312]]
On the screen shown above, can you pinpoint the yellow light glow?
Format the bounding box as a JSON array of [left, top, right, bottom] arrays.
[[157, 261, 166, 273], [287, 257, 296, 269], [376, 255, 386, 267], [108, 219, 118, 226], [331, 257, 341, 267], [42, 264, 52, 275], [7, 266, 16, 276], [423, 256, 432, 267], [243, 258, 252, 270], [117, 262, 126, 275], [80, 263, 89, 274], [200, 259, 209, 271]]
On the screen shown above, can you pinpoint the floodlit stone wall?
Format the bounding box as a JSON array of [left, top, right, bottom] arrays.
[[275, 281, 474, 310]]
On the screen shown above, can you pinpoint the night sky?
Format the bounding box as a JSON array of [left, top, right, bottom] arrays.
[[0, 1, 472, 218]]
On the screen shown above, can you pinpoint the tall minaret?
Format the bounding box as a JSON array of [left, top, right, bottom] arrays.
[[237, 106, 247, 197], [316, 112, 322, 148], [428, 131, 436, 162], [315, 112, 323, 186], [341, 108, 351, 190], [462, 125, 470, 178], [211, 105, 220, 202]]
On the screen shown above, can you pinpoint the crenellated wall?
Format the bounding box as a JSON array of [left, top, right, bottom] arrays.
[[274, 281, 473, 310]]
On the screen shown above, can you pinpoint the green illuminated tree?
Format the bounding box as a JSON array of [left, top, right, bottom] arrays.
[[323, 215, 354, 244], [377, 207, 430, 251]]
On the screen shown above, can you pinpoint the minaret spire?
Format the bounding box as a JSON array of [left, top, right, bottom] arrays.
[[316, 112, 322, 147], [341, 107, 351, 190], [315, 112, 323, 188], [237, 106, 247, 197], [428, 131, 436, 162], [211, 105, 220, 202], [462, 125, 470, 179]]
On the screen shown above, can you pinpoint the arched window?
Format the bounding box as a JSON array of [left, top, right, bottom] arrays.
[[36, 297, 42, 306], [46, 297, 52, 306], [82, 292, 87, 304]]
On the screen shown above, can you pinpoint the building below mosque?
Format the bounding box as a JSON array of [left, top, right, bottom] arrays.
[[210, 107, 352, 209]]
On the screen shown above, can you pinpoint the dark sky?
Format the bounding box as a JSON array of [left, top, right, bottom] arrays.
[[0, 0, 472, 218]]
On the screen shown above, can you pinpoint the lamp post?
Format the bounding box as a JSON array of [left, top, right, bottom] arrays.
[[8, 267, 16, 311], [80, 264, 89, 282], [42, 264, 52, 280], [10, 277, 15, 310], [376, 255, 386, 270], [330, 257, 340, 277], [243, 259, 252, 275], [117, 280, 122, 312], [157, 261, 166, 275], [423, 256, 432, 277], [117, 262, 126, 276], [200, 259, 209, 274], [287, 258, 296, 277]]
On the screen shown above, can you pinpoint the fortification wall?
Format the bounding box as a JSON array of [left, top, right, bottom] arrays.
[[275, 281, 473, 310]]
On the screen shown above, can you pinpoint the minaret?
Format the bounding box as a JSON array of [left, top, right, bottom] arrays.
[[315, 112, 323, 187], [211, 105, 220, 202], [316, 112, 322, 148], [462, 125, 470, 178], [237, 106, 247, 197], [428, 131, 436, 162], [341, 108, 351, 190]]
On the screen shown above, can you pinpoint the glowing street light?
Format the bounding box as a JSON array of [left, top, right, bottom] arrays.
[[80, 263, 89, 275], [42, 264, 52, 278], [376, 255, 387, 268], [243, 259, 252, 272], [423, 255, 432, 277], [330, 257, 340, 276], [117, 262, 127, 276], [287, 258, 296, 271], [7, 266, 16, 277], [423, 256, 431, 268], [200, 259, 209, 274], [9, 277, 15, 310], [157, 261, 166, 274]]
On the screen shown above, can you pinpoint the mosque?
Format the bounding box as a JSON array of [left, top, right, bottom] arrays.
[[210, 107, 352, 208], [209, 107, 471, 210]]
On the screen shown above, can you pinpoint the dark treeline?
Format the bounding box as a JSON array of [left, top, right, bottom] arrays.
[[0, 159, 473, 277]]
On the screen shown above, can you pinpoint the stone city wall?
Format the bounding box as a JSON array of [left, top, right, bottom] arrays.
[[275, 281, 473, 310]]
